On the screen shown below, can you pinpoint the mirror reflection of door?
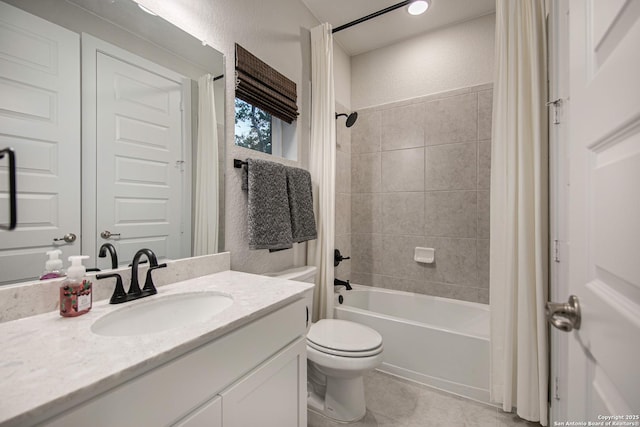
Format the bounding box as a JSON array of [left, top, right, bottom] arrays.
[[86, 35, 191, 267], [0, 2, 81, 285], [0, 2, 194, 284]]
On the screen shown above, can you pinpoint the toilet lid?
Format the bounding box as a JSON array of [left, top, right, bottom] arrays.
[[307, 319, 383, 354]]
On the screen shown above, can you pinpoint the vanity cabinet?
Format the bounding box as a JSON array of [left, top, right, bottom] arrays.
[[41, 299, 308, 427], [173, 396, 222, 427]]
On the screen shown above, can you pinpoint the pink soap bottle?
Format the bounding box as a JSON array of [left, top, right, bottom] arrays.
[[60, 256, 92, 318]]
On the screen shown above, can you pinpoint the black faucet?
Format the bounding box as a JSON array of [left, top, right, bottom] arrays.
[[96, 272, 127, 304], [99, 243, 118, 269], [334, 278, 352, 291], [96, 248, 166, 304], [130, 248, 166, 297]]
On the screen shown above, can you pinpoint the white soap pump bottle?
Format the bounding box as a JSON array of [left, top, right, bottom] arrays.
[[59, 255, 92, 317], [40, 249, 66, 280]]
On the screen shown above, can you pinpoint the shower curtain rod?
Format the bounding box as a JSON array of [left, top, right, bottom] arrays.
[[332, 0, 411, 34]]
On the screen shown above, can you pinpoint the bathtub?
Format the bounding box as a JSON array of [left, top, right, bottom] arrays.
[[334, 285, 491, 404]]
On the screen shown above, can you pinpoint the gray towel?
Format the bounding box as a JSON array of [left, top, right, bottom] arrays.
[[286, 166, 317, 243], [244, 159, 293, 250]]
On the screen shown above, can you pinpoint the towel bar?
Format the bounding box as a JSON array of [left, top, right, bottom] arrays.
[[234, 159, 248, 168]]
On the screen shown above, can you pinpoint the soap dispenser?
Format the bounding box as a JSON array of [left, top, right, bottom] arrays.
[[60, 255, 92, 317], [40, 250, 65, 280]]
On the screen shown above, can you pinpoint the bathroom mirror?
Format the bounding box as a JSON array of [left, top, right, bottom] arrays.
[[0, 0, 225, 284]]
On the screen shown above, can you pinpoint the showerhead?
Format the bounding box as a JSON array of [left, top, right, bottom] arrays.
[[335, 112, 358, 128], [346, 112, 358, 127]]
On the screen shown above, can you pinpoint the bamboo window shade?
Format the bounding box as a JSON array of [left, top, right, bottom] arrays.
[[235, 43, 298, 124]]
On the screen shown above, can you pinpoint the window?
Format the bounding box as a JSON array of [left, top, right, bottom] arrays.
[[235, 98, 292, 158], [234, 98, 272, 154], [233, 43, 298, 160]]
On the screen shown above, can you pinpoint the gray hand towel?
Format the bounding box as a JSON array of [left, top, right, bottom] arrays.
[[244, 158, 293, 250], [286, 166, 317, 243]]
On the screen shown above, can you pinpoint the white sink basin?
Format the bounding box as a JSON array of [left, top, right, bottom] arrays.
[[91, 292, 234, 337]]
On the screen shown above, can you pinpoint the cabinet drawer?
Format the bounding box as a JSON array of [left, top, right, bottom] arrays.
[[42, 299, 307, 426]]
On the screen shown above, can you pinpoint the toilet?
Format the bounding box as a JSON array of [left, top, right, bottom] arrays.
[[264, 266, 383, 423]]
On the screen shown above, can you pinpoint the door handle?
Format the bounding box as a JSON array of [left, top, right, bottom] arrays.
[[53, 233, 77, 243], [100, 230, 121, 239], [546, 295, 581, 332], [0, 148, 17, 231]]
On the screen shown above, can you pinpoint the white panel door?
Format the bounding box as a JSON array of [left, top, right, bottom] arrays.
[[89, 37, 187, 265], [560, 0, 640, 420], [0, 2, 80, 284]]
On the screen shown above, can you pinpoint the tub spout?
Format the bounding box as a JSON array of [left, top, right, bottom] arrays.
[[334, 278, 352, 291]]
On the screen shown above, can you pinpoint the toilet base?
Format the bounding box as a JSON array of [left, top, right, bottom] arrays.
[[307, 375, 367, 423]]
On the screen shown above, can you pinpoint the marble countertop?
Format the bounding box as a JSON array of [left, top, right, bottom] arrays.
[[0, 270, 313, 427]]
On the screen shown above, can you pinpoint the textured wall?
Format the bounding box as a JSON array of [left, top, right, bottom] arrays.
[[138, 0, 320, 273], [350, 84, 492, 304], [334, 44, 352, 110], [351, 14, 495, 110]]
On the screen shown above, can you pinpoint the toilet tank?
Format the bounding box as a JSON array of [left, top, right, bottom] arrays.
[[263, 266, 317, 283]]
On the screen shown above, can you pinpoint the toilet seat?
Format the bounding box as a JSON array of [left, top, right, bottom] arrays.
[[307, 319, 383, 358], [307, 340, 382, 357]]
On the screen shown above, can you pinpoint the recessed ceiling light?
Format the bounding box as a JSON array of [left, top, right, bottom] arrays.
[[408, 0, 430, 16]]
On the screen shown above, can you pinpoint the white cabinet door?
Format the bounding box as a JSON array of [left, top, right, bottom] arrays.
[[173, 396, 222, 427], [0, 2, 80, 284], [221, 338, 307, 427]]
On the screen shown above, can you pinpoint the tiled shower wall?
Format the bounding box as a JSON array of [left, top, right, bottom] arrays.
[[349, 84, 492, 304], [335, 101, 352, 283]]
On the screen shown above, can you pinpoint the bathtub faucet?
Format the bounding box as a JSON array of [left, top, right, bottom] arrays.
[[334, 278, 352, 291]]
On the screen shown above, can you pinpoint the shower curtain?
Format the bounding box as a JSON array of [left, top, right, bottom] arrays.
[[490, 1, 548, 425], [193, 74, 219, 255], [307, 23, 336, 321]]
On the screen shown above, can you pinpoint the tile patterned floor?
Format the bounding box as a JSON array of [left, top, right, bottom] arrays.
[[308, 371, 542, 427]]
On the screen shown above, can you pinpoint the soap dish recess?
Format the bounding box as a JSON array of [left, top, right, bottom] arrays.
[[414, 247, 434, 264]]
